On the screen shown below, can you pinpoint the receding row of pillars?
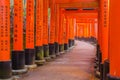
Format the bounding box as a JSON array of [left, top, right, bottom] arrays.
[[0, 0, 75, 79], [75, 19, 98, 42]]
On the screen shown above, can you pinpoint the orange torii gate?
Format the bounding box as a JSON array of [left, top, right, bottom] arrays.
[[0, 0, 102, 79], [53, 0, 98, 52], [76, 18, 98, 41], [0, 0, 12, 79], [64, 9, 98, 41]]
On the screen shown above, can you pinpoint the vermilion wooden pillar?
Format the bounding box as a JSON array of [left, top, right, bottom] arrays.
[[97, 0, 102, 54], [55, 4, 60, 56], [75, 23, 78, 39], [35, 0, 45, 64], [76, 23, 79, 39], [107, 0, 120, 79], [98, 0, 109, 79], [25, 0, 36, 68], [76, 23, 79, 40], [63, 15, 69, 51], [68, 18, 75, 47], [12, 0, 27, 73], [43, 0, 50, 60], [0, 0, 12, 79], [68, 18, 72, 47], [64, 16, 69, 50], [63, 16, 67, 51], [96, 0, 103, 77], [59, 9, 64, 53], [72, 18, 76, 45], [49, 0, 56, 58]]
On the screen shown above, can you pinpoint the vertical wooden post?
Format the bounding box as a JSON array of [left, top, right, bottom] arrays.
[[68, 18, 74, 47], [63, 15, 68, 51], [55, 4, 60, 56], [77, 23, 79, 40], [97, 0, 103, 73], [0, 0, 12, 79], [12, 0, 27, 74], [64, 16, 69, 50], [25, 0, 36, 68], [75, 23, 78, 39], [49, 0, 56, 58], [59, 8, 64, 53], [107, 0, 120, 79], [43, 0, 50, 60], [72, 18, 76, 46], [35, 0, 45, 65], [98, 0, 109, 79]]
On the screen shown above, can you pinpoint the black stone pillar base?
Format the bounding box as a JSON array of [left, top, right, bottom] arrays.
[[43, 45, 51, 61], [25, 49, 36, 69], [64, 43, 69, 51], [72, 39, 75, 46], [75, 37, 78, 40], [89, 37, 92, 42], [55, 42, 60, 56], [59, 44, 65, 54], [82, 37, 85, 41], [98, 52, 102, 72], [107, 74, 120, 80], [69, 39, 72, 47], [12, 51, 27, 74], [35, 46, 46, 65], [49, 44, 56, 59], [0, 61, 12, 79], [96, 44, 100, 59], [78, 37, 82, 41], [89, 37, 97, 43], [59, 44, 62, 52], [103, 59, 109, 80], [100, 63, 104, 80]]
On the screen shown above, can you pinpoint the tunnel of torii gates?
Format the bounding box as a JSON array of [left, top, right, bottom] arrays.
[[0, 0, 120, 80]]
